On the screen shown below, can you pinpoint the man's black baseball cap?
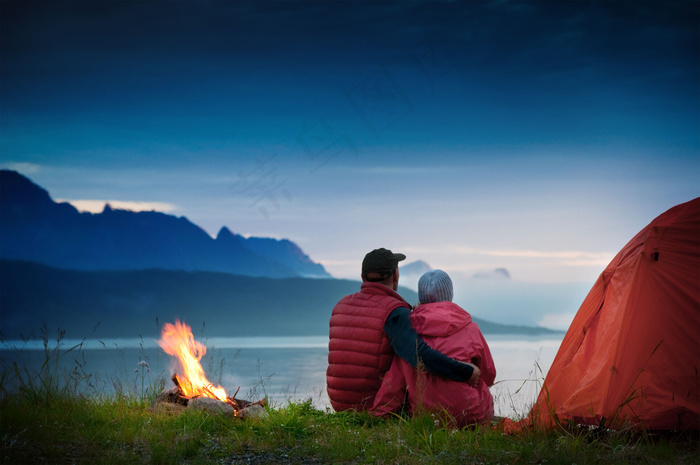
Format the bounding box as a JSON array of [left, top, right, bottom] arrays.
[[362, 248, 406, 277]]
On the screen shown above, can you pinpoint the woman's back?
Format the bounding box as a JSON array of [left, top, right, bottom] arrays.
[[408, 301, 496, 426], [373, 269, 497, 427]]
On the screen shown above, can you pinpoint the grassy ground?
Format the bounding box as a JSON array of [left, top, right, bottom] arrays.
[[1, 333, 698, 464], [2, 372, 698, 465], [1, 392, 698, 465]]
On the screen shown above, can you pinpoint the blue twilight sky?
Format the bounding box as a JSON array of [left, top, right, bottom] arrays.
[[2, 1, 699, 287]]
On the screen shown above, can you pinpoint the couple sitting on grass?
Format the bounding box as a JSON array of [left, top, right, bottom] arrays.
[[326, 248, 496, 427]]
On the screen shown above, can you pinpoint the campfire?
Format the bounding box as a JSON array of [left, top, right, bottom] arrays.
[[154, 319, 266, 417]]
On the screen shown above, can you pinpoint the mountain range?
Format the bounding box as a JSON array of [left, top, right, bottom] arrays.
[[0, 170, 329, 278], [0, 170, 562, 338]]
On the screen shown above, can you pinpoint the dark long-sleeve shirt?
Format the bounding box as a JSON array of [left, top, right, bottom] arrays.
[[384, 306, 475, 382]]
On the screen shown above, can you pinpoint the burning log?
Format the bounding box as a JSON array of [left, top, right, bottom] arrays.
[[154, 373, 267, 418], [170, 373, 266, 409]]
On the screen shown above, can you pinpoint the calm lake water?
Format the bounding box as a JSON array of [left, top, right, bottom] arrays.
[[0, 334, 563, 419]]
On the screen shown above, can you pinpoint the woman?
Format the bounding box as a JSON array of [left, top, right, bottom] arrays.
[[372, 269, 496, 427]]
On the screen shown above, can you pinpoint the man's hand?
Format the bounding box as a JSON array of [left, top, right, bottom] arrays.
[[467, 363, 481, 387]]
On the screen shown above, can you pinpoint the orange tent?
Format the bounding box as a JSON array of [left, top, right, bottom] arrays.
[[517, 198, 700, 431]]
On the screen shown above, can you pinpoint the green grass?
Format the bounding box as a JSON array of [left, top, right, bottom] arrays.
[[2, 392, 698, 465], [1, 331, 698, 465]]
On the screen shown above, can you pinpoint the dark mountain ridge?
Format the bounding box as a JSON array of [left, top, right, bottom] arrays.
[[0, 260, 563, 339], [0, 170, 329, 278]]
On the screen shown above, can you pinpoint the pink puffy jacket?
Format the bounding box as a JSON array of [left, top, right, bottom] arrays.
[[372, 301, 496, 426]]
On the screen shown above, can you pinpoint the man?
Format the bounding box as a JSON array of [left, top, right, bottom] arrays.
[[326, 248, 480, 412]]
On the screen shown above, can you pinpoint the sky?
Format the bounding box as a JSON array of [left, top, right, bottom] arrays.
[[2, 1, 699, 299]]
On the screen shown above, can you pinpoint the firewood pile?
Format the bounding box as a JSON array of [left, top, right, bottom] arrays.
[[152, 374, 268, 419]]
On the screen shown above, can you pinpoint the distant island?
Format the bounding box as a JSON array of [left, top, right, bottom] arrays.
[[399, 260, 433, 277], [472, 268, 511, 280]]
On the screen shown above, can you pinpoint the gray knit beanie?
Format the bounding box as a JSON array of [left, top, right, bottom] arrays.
[[418, 269, 454, 303]]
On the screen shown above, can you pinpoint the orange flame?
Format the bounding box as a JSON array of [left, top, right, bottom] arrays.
[[157, 319, 228, 402]]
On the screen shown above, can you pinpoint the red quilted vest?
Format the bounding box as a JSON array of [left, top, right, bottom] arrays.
[[326, 282, 410, 412]]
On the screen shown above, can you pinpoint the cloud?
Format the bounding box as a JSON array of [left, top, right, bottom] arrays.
[[0, 162, 41, 174], [57, 199, 177, 214], [538, 312, 577, 331], [561, 259, 613, 268], [397, 245, 614, 283], [454, 247, 613, 262]]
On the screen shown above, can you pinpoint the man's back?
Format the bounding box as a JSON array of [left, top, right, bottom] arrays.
[[326, 282, 409, 411]]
